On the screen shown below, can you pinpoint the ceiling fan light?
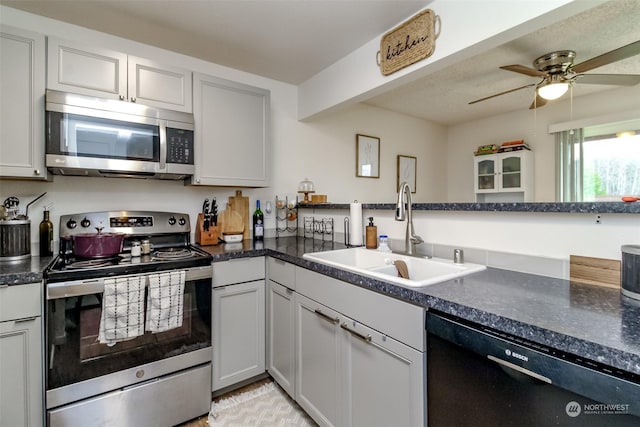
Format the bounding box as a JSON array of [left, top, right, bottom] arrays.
[[537, 81, 569, 100], [616, 130, 637, 139]]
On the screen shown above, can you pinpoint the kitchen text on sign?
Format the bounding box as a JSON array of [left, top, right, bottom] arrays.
[[378, 9, 440, 76]]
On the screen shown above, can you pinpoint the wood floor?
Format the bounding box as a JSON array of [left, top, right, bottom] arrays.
[[177, 378, 273, 427]]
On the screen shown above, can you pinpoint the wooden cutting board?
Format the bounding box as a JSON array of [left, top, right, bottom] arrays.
[[228, 190, 250, 240], [219, 209, 244, 235]]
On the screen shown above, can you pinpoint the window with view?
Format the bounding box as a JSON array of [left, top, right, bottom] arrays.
[[556, 118, 640, 202]]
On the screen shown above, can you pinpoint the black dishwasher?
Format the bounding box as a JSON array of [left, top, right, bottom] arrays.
[[426, 312, 640, 426]]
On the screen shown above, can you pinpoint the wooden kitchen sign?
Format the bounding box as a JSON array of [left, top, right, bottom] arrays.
[[378, 9, 441, 76]]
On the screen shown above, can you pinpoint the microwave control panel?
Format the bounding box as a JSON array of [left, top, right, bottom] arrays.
[[166, 128, 194, 164]]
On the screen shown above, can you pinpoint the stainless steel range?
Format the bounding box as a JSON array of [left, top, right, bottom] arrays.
[[44, 211, 213, 427]]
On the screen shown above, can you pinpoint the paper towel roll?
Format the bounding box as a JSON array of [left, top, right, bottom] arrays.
[[349, 201, 363, 246]]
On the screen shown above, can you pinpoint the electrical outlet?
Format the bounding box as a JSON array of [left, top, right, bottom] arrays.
[[595, 214, 602, 224], [264, 201, 272, 219]]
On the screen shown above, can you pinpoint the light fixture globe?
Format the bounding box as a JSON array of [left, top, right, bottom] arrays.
[[537, 75, 570, 100]]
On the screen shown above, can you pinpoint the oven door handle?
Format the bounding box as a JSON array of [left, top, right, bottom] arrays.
[[47, 266, 212, 299]]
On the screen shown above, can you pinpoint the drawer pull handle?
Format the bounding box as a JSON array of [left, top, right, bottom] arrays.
[[341, 322, 372, 342], [15, 316, 38, 323], [314, 309, 339, 324]]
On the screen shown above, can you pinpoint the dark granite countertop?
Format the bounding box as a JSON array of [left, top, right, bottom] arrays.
[[0, 255, 53, 286], [5, 237, 639, 377], [297, 201, 640, 214]]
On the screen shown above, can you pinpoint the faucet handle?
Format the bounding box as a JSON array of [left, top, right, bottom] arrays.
[[410, 235, 424, 244]]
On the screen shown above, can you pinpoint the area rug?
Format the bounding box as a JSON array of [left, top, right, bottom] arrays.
[[208, 381, 316, 426]]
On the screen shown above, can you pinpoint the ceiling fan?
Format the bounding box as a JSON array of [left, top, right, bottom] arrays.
[[469, 40, 640, 109]]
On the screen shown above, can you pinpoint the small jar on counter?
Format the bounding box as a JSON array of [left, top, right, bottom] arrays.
[[141, 239, 152, 255], [131, 240, 141, 257], [378, 235, 391, 252]]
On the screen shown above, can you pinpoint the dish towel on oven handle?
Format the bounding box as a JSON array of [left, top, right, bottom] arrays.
[[98, 276, 146, 345], [146, 270, 185, 333]]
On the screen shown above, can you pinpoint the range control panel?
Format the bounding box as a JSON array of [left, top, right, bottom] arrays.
[[59, 211, 190, 237], [110, 216, 154, 228]]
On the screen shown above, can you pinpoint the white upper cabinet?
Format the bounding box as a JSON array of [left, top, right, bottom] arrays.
[[0, 25, 47, 180], [47, 37, 192, 112], [191, 73, 270, 187], [127, 56, 192, 111], [47, 38, 126, 98], [474, 151, 534, 202]]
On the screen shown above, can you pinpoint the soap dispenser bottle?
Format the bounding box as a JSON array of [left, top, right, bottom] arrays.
[[366, 217, 378, 249]]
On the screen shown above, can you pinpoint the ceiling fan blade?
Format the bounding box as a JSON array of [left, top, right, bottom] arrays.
[[469, 83, 536, 105], [576, 73, 640, 86], [529, 95, 548, 110], [500, 64, 546, 77], [571, 40, 640, 73]]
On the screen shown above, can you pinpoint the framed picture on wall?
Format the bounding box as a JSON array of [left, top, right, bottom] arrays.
[[356, 134, 380, 178], [397, 155, 416, 192]]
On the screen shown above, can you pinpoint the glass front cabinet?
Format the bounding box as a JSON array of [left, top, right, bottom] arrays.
[[474, 151, 533, 202]]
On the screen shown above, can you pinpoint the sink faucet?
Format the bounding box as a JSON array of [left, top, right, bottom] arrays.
[[395, 182, 424, 255]]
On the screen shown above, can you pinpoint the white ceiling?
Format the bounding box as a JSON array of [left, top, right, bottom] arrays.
[[3, 0, 432, 83], [3, 0, 640, 126], [365, 0, 640, 125]]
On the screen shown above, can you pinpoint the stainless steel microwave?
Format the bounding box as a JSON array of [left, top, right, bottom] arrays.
[[45, 90, 195, 180]]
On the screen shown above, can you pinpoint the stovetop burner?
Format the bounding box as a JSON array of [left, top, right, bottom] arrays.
[[46, 245, 212, 282], [153, 248, 194, 260], [64, 256, 123, 270], [45, 210, 213, 283]]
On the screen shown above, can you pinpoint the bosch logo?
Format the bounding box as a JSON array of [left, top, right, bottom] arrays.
[[505, 348, 529, 362]]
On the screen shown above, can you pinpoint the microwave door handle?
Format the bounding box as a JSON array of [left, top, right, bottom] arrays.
[[62, 117, 68, 150], [159, 121, 167, 170]]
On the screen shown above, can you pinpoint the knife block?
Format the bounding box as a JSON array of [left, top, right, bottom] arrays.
[[195, 214, 220, 245]]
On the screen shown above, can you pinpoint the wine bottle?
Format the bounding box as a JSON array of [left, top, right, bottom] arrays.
[[39, 209, 54, 257], [253, 200, 264, 241]]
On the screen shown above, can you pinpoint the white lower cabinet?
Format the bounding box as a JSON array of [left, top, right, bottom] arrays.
[[0, 283, 43, 427], [212, 257, 266, 391], [340, 316, 424, 427], [266, 263, 426, 427], [267, 280, 296, 398], [295, 294, 341, 427]]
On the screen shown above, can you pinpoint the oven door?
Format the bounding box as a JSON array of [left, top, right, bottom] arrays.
[[45, 266, 212, 409]]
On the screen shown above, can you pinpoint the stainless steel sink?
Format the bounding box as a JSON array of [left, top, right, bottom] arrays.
[[303, 247, 486, 288]]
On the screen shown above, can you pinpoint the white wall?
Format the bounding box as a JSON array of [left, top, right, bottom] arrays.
[[0, 6, 444, 251], [446, 84, 640, 202]]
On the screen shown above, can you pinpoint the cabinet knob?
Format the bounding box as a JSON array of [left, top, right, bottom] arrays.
[[130, 97, 136, 103], [34, 169, 40, 175], [119, 94, 126, 101]]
